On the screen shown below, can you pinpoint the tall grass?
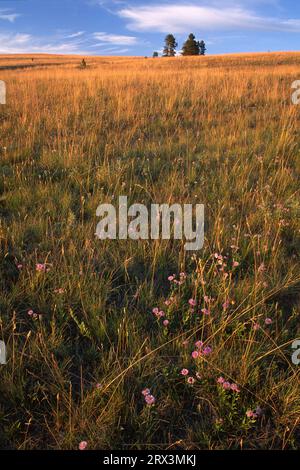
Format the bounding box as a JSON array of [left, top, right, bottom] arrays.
[[0, 53, 300, 449]]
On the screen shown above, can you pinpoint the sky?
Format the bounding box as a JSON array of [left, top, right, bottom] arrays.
[[0, 0, 300, 55]]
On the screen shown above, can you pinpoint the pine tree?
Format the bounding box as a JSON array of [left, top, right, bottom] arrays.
[[163, 34, 177, 57], [182, 34, 200, 56], [198, 40, 206, 56]]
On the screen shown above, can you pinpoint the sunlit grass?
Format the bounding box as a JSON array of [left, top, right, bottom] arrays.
[[0, 52, 300, 450]]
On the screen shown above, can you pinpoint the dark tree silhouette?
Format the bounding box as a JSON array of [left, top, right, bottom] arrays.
[[182, 34, 200, 56], [199, 40, 206, 56], [163, 34, 177, 57]]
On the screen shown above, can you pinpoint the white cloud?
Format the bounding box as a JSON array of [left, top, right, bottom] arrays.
[[0, 10, 20, 22], [118, 3, 300, 33], [93, 32, 138, 45], [0, 32, 133, 55], [66, 31, 85, 39], [0, 33, 88, 54]]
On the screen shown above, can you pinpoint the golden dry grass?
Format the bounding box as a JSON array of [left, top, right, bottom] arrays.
[[0, 52, 300, 450]]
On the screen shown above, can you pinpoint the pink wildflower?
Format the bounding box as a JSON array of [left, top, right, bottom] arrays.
[[36, 263, 49, 272], [145, 394, 155, 405], [265, 318, 272, 325], [163, 319, 169, 327], [203, 346, 212, 356], [231, 383, 240, 393], [79, 441, 88, 451], [192, 350, 199, 359], [142, 388, 151, 396], [187, 377, 195, 385], [201, 308, 210, 315], [222, 381, 231, 390], [181, 368, 189, 376], [189, 299, 196, 307]]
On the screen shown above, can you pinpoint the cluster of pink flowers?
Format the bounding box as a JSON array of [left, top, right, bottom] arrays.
[[152, 308, 170, 327], [36, 263, 51, 273], [180, 369, 200, 385], [253, 318, 272, 330], [27, 309, 42, 320], [168, 272, 187, 286], [213, 253, 229, 279], [214, 252, 239, 267], [142, 388, 156, 406], [192, 342, 212, 359], [217, 377, 240, 393], [213, 252, 239, 279], [189, 298, 212, 315], [246, 407, 263, 419], [152, 308, 165, 318], [214, 253, 227, 267]]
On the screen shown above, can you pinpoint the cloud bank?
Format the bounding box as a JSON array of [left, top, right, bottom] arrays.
[[93, 32, 138, 45], [118, 4, 300, 33]]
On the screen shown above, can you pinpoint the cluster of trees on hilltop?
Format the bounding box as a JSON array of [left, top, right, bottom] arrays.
[[153, 34, 206, 58]]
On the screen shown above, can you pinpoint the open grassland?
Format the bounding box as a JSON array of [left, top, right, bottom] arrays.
[[0, 53, 300, 450]]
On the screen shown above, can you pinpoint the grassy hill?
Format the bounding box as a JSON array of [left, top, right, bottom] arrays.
[[0, 52, 300, 449]]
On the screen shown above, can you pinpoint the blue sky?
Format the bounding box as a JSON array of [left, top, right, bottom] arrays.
[[0, 0, 300, 55]]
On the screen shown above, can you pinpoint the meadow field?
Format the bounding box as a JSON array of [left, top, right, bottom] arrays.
[[0, 52, 300, 450]]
